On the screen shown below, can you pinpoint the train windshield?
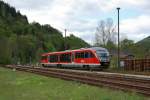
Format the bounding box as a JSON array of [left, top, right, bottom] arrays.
[[96, 50, 109, 62]]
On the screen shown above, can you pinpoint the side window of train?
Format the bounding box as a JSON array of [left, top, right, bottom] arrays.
[[75, 52, 80, 58], [84, 52, 89, 58], [60, 53, 71, 62], [66, 53, 71, 62], [75, 52, 85, 58], [60, 54, 64, 62], [49, 55, 52, 62], [49, 55, 58, 62], [81, 52, 84, 58]]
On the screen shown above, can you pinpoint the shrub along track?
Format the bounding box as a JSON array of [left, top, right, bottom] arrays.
[[3, 65, 150, 96]]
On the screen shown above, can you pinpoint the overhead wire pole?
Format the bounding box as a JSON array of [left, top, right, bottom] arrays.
[[64, 29, 67, 50], [117, 7, 120, 68]]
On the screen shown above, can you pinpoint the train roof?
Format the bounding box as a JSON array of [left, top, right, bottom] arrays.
[[88, 47, 108, 51], [41, 47, 108, 56]]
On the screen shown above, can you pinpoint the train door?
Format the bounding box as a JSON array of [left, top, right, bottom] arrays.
[[71, 52, 75, 63]]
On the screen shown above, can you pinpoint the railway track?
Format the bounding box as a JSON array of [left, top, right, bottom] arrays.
[[3, 65, 150, 96]]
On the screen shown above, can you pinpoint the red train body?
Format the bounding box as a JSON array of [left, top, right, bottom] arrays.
[[40, 47, 110, 69]]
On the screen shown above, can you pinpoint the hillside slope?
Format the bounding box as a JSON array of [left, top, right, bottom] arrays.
[[135, 36, 150, 57], [136, 36, 150, 50], [0, 1, 89, 64]]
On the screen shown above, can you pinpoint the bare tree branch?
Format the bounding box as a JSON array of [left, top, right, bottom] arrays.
[[94, 18, 116, 46]]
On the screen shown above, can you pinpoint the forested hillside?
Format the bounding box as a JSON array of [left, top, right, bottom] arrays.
[[134, 36, 150, 57], [0, 1, 89, 64]]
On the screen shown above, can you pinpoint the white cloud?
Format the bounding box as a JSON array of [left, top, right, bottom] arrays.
[[121, 15, 150, 42], [3, 0, 150, 44], [4, 0, 54, 10], [101, 0, 150, 12]]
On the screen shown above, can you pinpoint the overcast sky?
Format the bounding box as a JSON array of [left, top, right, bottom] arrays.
[[3, 0, 150, 44]]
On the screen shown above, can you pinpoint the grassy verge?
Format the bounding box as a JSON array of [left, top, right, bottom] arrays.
[[0, 67, 148, 100]]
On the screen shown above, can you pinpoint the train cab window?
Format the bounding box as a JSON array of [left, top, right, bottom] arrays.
[[84, 52, 95, 58], [89, 52, 94, 58], [49, 55, 58, 62], [60, 53, 71, 62]]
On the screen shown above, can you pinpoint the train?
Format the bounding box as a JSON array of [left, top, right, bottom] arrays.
[[40, 47, 110, 69]]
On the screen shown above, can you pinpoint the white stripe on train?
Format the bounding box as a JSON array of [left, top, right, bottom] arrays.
[[41, 62, 101, 68]]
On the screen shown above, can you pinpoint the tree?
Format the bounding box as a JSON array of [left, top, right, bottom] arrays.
[[0, 1, 90, 64], [106, 40, 117, 51], [94, 18, 116, 46], [0, 36, 12, 64], [120, 39, 134, 50], [120, 38, 135, 56], [66, 34, 90, 49]]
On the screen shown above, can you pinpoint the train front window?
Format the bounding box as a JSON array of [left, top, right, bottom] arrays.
[[98, 53, 109, 57], [96, 50, 109, 62]]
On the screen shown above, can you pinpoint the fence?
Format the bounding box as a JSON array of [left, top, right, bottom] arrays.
[[122, 59, 150, 71]]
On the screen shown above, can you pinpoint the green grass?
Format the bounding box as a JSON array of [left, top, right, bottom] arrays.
[[0, 67, 149, 100]]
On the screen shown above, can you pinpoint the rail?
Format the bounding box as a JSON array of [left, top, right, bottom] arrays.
[[3, 65, 150, 96]]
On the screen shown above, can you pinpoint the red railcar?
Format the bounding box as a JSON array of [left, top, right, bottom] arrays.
[[40, 47, 110, 69]]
